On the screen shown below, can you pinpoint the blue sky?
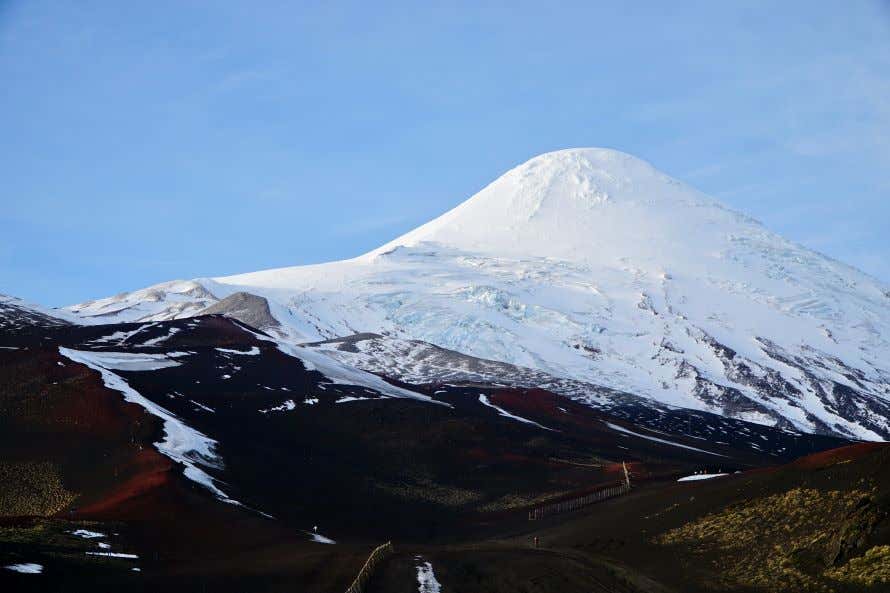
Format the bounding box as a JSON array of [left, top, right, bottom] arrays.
[[2, 1, 889, 306]]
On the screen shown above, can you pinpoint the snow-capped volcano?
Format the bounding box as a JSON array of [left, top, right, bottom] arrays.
[[67, 149, 890, 439], [368, 148, 752, 265]]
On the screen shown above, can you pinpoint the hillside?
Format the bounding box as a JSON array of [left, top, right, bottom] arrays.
[[2, 296, 872, 592]]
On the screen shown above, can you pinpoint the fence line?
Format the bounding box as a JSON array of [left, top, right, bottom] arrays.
[[527, 482, 630, 520], [528, 462, 633, 521], [345, 541, 394, 593]]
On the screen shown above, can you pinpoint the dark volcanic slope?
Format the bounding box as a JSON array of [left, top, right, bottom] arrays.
[[8, 314, 849, 534], [0, 305, 867, 592]]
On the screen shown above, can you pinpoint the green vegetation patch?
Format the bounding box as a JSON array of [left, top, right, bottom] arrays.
[[826, 545, 890, 587], [373, 477, 484, 507], [0, 519, 92, 551], [0, 461, 77, 517], [654, 487, 881, 592]]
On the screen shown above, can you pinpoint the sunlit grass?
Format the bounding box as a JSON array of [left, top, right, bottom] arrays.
[[655, 487, 884, 592]]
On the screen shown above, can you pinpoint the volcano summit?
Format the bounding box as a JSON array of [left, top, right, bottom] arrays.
[[67, 149, 890, 440]]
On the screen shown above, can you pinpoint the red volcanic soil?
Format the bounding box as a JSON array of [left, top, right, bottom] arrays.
[[488, 388, 592, 426], [0, 346, 372, 593], [71, 449, 174, 520], [0, 346, 195, 524], [1, 347, 213, 522], [790, 441, 886, 470], [0, 347, 170, 514]]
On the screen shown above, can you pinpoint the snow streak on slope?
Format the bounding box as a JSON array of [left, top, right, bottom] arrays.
[[479, 394, 556, 431], [64, 149, 890, 439], [58, 347, 239, 504], [604, 421, 726, 457]]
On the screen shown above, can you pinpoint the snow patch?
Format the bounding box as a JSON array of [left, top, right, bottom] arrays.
[[71, 529, 106, 539], [5, 563, 42, 574], [260, 400, 296, 413], [216, 346, 260, 355], [59, 350, 190, 371], [677, 473, 729, 482], [86, 552, 138, 559], [305, 531, 336, 544], [415, 558, 442, 593], [140, 326, 181, 346]]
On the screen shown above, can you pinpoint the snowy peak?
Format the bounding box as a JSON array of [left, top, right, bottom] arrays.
[[369, 148, 756, 265]]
